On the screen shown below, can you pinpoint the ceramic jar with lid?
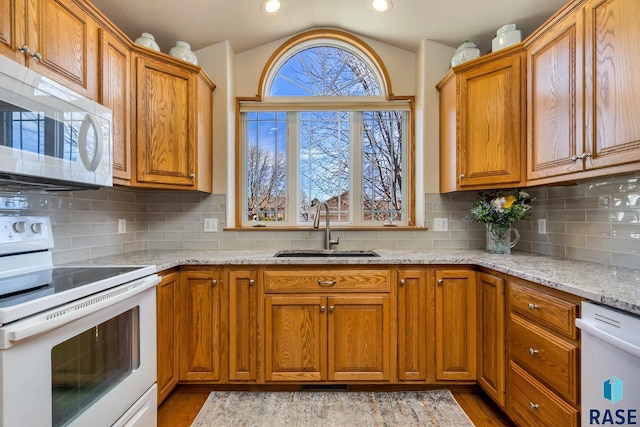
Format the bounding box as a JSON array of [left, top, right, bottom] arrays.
[[450, 41, 480, 67], [134, 33, 160, 52], [169, 41, 198, 65], [492, 24, 522, 52]]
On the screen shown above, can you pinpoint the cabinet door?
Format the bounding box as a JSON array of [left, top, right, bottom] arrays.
[[157, 271, 179, 405], [397, 269, 428, 381], [328, 295, 390, 381], [228, 268, 258, 381], [527, 8, 584, 181], [179, 268, 222, 381], [0, 0, 25, 62], [265, 295, 326, 381], [136, 55, 196, 187], [584, 0, 640, 169], [459, 53, 524, 189], [26, 0, 98, 99], [477, 271, 505, 407], [434, 269, 476, 380], [99, 29, 131, 183]]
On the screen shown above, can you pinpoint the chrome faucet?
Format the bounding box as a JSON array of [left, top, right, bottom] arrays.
[[313, 202, 339, 250]]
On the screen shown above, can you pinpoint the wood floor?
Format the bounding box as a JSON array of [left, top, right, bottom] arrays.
[[158, 386, 513, 427]]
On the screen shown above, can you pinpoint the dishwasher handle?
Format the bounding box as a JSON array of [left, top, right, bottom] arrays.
[[576, 318, 640, 359]]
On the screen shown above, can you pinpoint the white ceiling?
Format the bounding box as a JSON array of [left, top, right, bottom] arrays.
[[90, 0, 568, 55]]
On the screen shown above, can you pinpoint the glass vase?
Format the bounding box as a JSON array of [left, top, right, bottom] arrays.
[[485, 224, 520, 254]]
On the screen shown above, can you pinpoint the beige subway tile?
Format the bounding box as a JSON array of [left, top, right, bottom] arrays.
[[565, 222, 611, 236], [611, 252, 640, 270], [548, 233, 586, 247], [531, 243, 566, 258], [565, 247, 612, 265], [586, 236, 640, 255], [548, 210, 586, 222]]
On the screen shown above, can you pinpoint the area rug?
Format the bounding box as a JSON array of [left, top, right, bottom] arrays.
[[191, 390, 475, 426]]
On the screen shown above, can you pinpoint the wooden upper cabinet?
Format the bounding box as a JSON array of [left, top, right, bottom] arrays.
[[99, 28, 131, 184], [134, 53, 214, 191], [438, 46, 526, 192], [527, 5, 584, 182], [1, 0, 99, 99], [584, 0, 640, 170]]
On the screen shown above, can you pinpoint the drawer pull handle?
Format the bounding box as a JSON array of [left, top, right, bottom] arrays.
[[318, 280, 336, 286], [320, 305, 326, 312], [399, 279, 405, 286], [528, 348, 540, 356], [528, 303, 539, 310], [529, 402, 540, 410], [211, 279, 217, 286]]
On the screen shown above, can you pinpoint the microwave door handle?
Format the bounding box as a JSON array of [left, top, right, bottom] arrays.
[[4, 276, 159, 345], [576, 318, 640, 358], [78, 114, 104, 171]]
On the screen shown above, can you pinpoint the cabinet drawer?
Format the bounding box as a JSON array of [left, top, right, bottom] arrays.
[[509, 314, 578, 404], [264, 269, 390, 293], [509, 361, 578, 427], [510, 280, 578, 339]]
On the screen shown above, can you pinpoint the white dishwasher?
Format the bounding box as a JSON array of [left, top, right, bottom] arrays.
[[576, 301, 640, 426]]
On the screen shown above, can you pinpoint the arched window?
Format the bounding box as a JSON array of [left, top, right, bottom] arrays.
[[237, 30, 414, 228]]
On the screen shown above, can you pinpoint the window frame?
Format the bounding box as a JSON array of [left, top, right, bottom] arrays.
[[235, 29, 416, 229]]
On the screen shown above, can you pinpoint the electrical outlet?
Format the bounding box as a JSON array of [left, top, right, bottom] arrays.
[[538, 218, 547, 235], [433, 217, 448, 232], [204, 218, 218, 232], [118, 219, 126, 234]]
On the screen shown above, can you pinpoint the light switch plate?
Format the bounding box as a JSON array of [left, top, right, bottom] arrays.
[[538, 218, 547, 234], [433, 217, 448, 232], [204, 218, 218, 232]]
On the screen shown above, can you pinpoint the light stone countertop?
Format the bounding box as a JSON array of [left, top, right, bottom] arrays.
[[74, 249, 640, 317]]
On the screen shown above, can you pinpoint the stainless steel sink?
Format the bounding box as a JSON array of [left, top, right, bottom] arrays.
[[274, 249, 380, 258]]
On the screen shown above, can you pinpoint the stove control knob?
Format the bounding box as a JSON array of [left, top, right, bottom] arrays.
[[31, 222, 43, 234], [13, 221, 27, 233]]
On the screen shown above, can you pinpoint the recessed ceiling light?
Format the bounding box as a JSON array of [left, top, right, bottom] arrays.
[[263, 0, 281, 14], [371, 0, 392, 12]]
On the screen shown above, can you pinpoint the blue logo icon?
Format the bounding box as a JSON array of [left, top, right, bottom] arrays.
[[604, 375, 623, 404]]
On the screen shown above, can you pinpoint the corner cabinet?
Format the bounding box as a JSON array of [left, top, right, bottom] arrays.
[[156, 270, 179, 405], [438, 45, 526, 193], [133, 53, 214, 191], [0, 0, 99, 99], [434, 268, 476, 381], [179, 267, 223, 382]]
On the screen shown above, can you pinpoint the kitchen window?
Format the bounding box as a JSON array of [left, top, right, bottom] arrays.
[[237, 30, 414, 228]]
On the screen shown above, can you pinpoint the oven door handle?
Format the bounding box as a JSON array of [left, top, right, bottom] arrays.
[[576, 318, 640, 358], [4, 275, 159, 345]]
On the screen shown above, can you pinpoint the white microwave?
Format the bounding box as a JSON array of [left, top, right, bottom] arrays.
[[0, 55, 112, 191]]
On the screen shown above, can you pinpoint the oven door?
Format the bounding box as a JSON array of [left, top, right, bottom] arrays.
[[0, 275, 159, 427]]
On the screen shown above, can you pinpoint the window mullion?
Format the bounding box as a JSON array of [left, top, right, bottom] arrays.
[[351, 112, 363, 226], [287, 112, 299, 225]]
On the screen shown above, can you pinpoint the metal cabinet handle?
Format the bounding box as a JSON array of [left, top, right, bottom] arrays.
[[459, 174, 465, 179], [528, 303, 538, 310], [528, 348, 540, 356], [581, 152, 592, 159], [399, 279, 405, 286], [318, 280, 336, 286], [529, 402, 540, 410], [329, 306, 334, 312], [31, 52, 43, 60], [320, 305, 326, 312], [18, 45, 31, 54], [438, 279, 444, 285], [211, 279, 217, 286], [570, 155, 580, 162], [189, 173, 196, 179], [249, 279, 255, 286]]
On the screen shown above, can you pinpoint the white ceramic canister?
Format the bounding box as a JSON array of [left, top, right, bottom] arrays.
[[134, 32, 160, 51], [451, 41, 480, 67], [169, 41, 198, 65]]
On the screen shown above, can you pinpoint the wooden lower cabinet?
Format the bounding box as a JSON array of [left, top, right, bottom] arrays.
[[228, 268, 259, 381], [397, 269, 429, 381], [434, 269, 477, 381], [157, 270, 179, 404], [264, 293, 391, 382], [179, 267, 223, 382], [506, 277, 581, 426], [477, 270, 506, 407]]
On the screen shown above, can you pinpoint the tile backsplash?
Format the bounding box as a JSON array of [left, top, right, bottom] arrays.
[[1, 174, 638, 269]]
